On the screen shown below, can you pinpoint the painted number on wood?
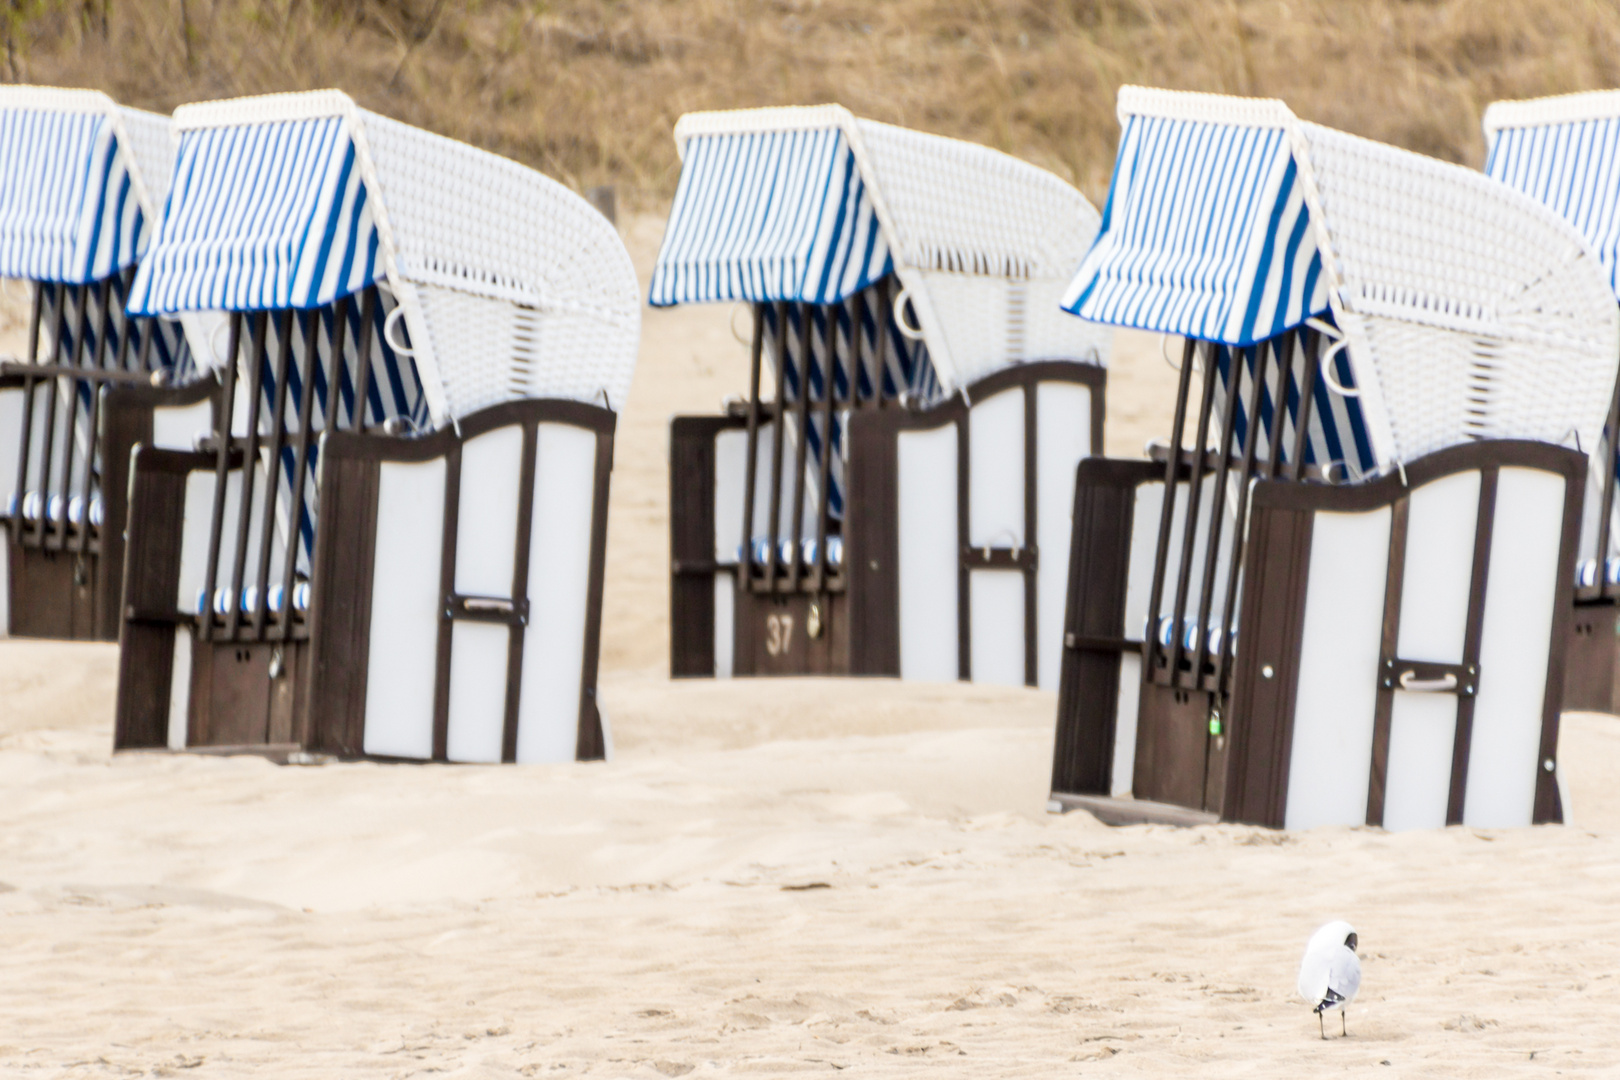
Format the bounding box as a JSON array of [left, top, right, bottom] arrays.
[[765, 613, 794, 656]]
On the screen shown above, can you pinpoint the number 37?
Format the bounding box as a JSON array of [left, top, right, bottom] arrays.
[[765, 613, 794, 656]]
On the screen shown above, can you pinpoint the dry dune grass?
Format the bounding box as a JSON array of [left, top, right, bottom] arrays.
[[5, 0, 1620, 206]]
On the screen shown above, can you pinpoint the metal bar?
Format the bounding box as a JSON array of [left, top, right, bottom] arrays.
[[787, 306, 814, 591], [10, 284, 42, 531], [740, 303, 765, 587], [54, 282, 103, 551], [134, 305, 155, 373], [111, 269, 134, 373], [351, 288, 376, 432], [1264, 333, 1290, 481], [1598, 345, 1620, 600], [0, 362, 155, 384], [249, 309, 296, 640], [1192, 343, 1242, 681], [29, 284, 71, 545], [198, 312, 243, 643], [1024, 367, 1039, 687], [223, 312, 268, 641], [277, 306, 328, 642], [1212, 339, 1273, 695], [876, 280, 893, 409], [1286, 327, 1320, 482], [812, 303, 839, 590], [1142, 337, 1197, 677], [763, 305, 790, 594], [501, 422, 539, 763], [1446, 468, 1497, 825], [1167, 340, 1220, 685], [848, 289, 868, 409]]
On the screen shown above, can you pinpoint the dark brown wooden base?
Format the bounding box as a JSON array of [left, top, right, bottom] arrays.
[[733, 589, 849, 676], [7, 542, 99, 639], [188, 639, 312, 747], [1565, 602, 1620, 714]]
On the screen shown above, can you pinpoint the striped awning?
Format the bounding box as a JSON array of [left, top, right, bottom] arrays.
[[649, 127, 893, 307], [128, 116, 381, 315], [1485, 105, 1620, 302], [0, 107, 149, 284], [1063, 110, 1329, 346]]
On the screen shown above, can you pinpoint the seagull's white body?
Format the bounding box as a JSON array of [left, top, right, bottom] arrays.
[[1298, 920, 1361, 1036]]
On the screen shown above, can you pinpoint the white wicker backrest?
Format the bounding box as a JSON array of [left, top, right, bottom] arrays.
[[1066, 86, 1619, 467], [656, 105, 1110, 392], [0, 85, 168, 286], [1300, 121, 1619, 463], [128, 91, 640, 423]]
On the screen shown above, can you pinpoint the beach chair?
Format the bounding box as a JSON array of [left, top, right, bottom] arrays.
[[656, 106, 1111, 687], [1048, 88, 1616, 830], [1483, 90, 1620, 715], [0, 87, 215, 642], [111, 90, 639, 762]]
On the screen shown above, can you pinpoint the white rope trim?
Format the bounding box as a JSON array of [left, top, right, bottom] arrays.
[[1484, 90, 1620, 135], [1116, 85, 1295, 129]]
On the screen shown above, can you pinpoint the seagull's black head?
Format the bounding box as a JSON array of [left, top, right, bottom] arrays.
[[1344, 932, 1358, 951]]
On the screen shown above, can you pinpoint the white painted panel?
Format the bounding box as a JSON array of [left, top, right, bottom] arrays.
[[175, 471, 215, 613], [1465, 467, 1565, 828], [1284, 507, 1390, 830], [516, 424, 598, 764], [151, 399, 212, 452], [1383, 693, 1456, 831], [362, 457, 446, 760], [1111, 653, 1141, 796], [713, 572, 734, 678], [446, 622, 510, 763], [714, 428, 749, 561], [1124, 482, 1164, 637], [1397, 471, 1478, 662], [1035, 381, 1093, 691], [454, 425, 523, 597], [897, 424, 958, 682], [167, 628, 191, 750], [968, 388, 1024, 547], [969, 570, 1024, 686], [0, 387, 23, 509]]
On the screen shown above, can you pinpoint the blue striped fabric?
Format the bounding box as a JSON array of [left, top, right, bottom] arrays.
[[250, 293, 428, 567], [1486, 117, 1620, 300], [1062, 113, 1329, 346], [128, 117, 381, 315], [0, 108, 147, 284], [757, 286, 939, 526], [1211, 332, 1376, 482], [649, 128, 894, 307]]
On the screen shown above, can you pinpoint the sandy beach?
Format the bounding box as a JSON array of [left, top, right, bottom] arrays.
[[0, 217, 1617, 1076]]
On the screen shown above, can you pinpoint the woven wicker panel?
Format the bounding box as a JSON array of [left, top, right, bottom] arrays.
[[1302, 123, 1620, 464]]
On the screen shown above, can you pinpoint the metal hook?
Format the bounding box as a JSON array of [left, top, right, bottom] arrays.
[[893, 287, 925, 341], [383, 306, 416, 356]]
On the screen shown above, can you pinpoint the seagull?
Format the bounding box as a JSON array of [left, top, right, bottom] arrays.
[[1298, 920, 1361, 1038]]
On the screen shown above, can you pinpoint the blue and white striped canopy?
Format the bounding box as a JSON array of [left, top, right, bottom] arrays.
[[128, 117, 381, 315], [649, 127, 893, 307], [0, 107, 148, 284], [1063, 112, 1329, 346], [1485, 111, 1620, 302]]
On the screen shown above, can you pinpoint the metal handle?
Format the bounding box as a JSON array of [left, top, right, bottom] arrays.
[[1398, 670, 1457, 693], [462, 597, 514, 613], [893, 287, 925, 341], [1306, 318, 1358, 399], [383, 306, 416, 355]]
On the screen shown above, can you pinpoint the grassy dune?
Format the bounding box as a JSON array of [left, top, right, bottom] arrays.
[[8, 0, 1620, 205]]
